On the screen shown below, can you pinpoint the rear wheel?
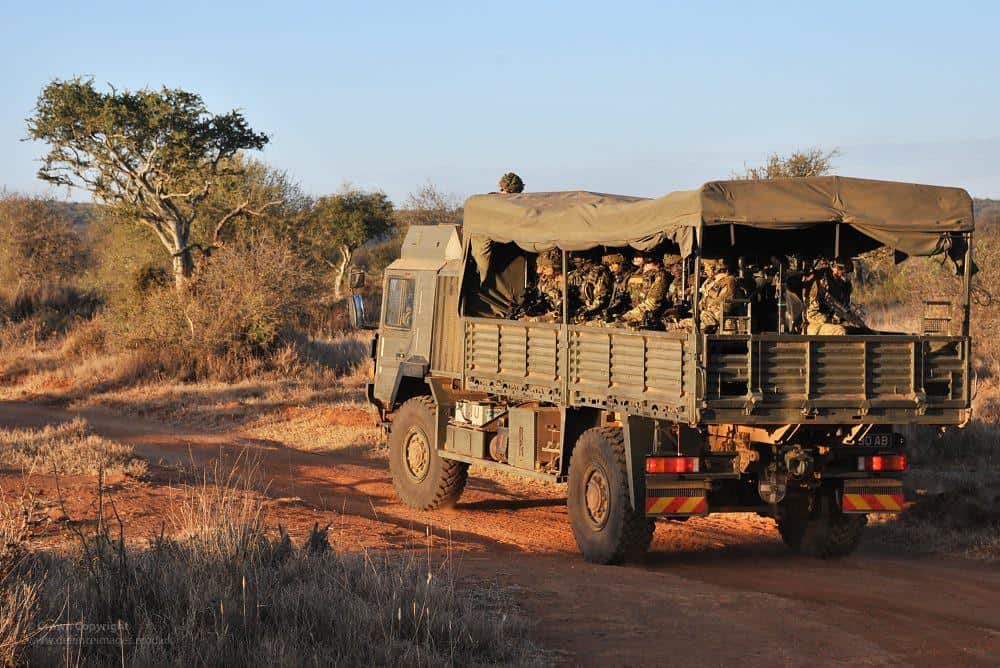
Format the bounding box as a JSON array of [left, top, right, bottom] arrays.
[[568, 427, 654, 564], [388, 397, 468, 510], [778, 494, 866, 558]]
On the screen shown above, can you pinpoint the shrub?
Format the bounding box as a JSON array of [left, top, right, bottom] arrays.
[[106, 235, 321, 381], [0, 194, 87, 287], [0, 418, 146, 477]]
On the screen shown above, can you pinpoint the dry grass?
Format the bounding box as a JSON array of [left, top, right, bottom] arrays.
[[0, 461, 541, 667], [0, 418, 146, 478], [851, 232, 1000, 560]]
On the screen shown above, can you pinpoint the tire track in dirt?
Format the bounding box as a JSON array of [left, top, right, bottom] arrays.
[[2, 400, 997, 666]]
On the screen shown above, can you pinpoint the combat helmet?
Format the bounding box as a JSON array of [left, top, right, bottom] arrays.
[[498, 172, 525, 194]]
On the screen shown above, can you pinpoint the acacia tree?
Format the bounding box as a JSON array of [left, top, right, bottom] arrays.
[[735, 147, 840, 180], [27, 78, 278, 289], [302, 189, 395, 300]]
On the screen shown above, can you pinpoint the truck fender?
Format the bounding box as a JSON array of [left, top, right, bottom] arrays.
[[622, 415, 654, 511], [559, 407, 603, 477], [386, 358, 430, 410]]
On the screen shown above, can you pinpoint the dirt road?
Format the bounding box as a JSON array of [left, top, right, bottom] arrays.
[[2, 401, 998, 666]]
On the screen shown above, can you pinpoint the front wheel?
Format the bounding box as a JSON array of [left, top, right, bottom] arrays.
[[777, 494, 866, 558], [388, 396, 468, 510], [568, 427, 654, 564]]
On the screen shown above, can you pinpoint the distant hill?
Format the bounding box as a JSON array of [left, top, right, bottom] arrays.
[[974, 198, 999, 235]]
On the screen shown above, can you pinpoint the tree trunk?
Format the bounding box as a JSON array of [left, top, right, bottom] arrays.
[[332, 245, 352, 301], [172, 248, 195, 291]]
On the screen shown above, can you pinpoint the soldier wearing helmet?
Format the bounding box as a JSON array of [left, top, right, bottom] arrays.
[[568, 254, 612, 324], [698, 257, 740, 333], [804, 258, 858, 335], [523, 250, 563, 322], [599, 252, 633, 323], [621, 252, 668, 328]]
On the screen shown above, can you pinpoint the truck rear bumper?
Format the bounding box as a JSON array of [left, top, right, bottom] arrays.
[[645, 481, 710, 517], [841, 479, 904, 513]]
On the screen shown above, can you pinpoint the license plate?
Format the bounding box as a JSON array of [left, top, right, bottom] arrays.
[[859, 433, 891, 448]]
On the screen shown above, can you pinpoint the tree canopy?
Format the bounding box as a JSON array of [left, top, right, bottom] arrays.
[[294, 188, 396, 300], [735, 147, 839, 180], [27, 77, 276, 288]]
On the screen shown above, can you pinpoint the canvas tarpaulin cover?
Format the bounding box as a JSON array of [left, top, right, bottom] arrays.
[[462, 176, 974, 315]]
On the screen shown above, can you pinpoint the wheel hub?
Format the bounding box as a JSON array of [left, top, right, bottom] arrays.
[[404, 429, 430, 482], [584, 466, 610, 528]]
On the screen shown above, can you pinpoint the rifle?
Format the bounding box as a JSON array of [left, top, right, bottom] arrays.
[[820, 289, 869, 331]]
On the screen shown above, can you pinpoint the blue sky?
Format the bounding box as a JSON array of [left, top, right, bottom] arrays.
[[2, 1, 999, 204]]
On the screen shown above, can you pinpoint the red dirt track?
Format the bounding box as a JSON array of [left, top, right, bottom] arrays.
[[2, 401, 998, 666]]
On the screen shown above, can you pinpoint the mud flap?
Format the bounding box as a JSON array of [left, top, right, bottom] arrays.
[[645, 480, 710, 517], [841, 479, 904, 513]]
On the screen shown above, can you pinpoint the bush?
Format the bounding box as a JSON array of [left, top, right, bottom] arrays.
[[0, 194, 87, 287], [106, 235, 321, 381], [0, 418, 146, 477], [0, 285, 103, 344]]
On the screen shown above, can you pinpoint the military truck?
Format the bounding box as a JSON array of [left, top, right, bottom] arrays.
[[364, 177, 975, 563]]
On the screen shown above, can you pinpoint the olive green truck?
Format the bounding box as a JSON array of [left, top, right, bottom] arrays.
[[364, 177, 975, 563]]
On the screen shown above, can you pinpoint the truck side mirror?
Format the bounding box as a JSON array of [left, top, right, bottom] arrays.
[[349, 268, 366, 289], [349, 293, 376, 330]]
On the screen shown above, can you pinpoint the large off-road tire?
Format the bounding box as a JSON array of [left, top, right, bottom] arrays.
[[388, 397, 468, 510], [568, 427, 654, 564], [777, 494, 866, 558]]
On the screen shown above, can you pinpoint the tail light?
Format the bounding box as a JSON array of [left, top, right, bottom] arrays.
[[858, 454, 907, 472], [646, 456, 700, 474]]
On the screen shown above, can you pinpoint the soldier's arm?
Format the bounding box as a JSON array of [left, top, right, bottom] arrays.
[[638, 274, 668, 314], [805, 282, 829, 324], [584, 271, 612, 312]]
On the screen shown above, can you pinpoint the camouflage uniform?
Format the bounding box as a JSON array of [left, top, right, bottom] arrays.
[[568, 259, 612, 324], [804, 261, 852, 335], [600, 253, 633, 324], [698, 259, 739, 332], [622, 258, 668, 327], [523, 251, 562, 322]]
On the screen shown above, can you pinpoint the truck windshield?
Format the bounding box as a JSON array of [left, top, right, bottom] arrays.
[[385, 277, 414, 329]]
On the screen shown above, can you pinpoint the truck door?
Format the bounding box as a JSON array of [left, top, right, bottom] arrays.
[[373, 271, 417, 406]]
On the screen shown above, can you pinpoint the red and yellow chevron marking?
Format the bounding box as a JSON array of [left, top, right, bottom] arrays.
[[645, 495, 707, 515], [842, 493, 904, 513]]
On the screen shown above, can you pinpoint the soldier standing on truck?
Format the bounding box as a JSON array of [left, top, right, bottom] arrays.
[[568, 255, 612, 324], [698, 258, 739, 333], [621, 252, 668, 328], [498, 172, 525, 194], [804, 259, 858, 335]]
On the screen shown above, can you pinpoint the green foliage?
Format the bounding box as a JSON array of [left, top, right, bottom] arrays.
[[26, 77, 273, 286], [735, 147, 839, 180], [308, 189, 395, 255]]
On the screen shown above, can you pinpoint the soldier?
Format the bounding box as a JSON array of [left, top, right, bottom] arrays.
[[568, 255, 612, 324], [524, 250, 563, 322], [698, 257, 740, 333], [621, 252, 668, 328], [661, 254, 692, 329], [600, 252, 633, 323], [498, 172, 525, 194], [804, 259, 859, 335]]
